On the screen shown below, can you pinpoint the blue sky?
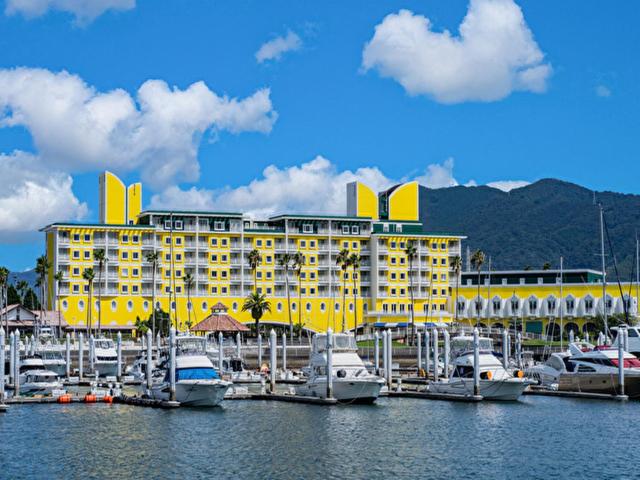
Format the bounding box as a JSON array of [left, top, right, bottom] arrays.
[[0, 0, 638, 270]]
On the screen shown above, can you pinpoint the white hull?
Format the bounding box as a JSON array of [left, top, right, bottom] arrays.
[[152, 380, 231, 407], [94, 362, 118, 378], [429, 378, 528, 401], [43, 361, 67, 377], [20, 381, 64, 397], [295, 377, 384, 403]]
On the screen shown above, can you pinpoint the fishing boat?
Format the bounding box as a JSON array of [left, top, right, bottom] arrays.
[[295, 333, 384, 403], [150, 335, 231, 407], [526, 342, 640, 397], [429, 335, 531, 400]]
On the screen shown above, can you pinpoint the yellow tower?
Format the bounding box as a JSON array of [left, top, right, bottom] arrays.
[[347, 181, 379, 219], [127, 183, 142, 225], [388, 181, 419, 221], [99, 171, 126, 224]]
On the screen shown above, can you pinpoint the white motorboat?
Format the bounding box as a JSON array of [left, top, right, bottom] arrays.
[[40, 346, 67, 377], [612, 325, 640, 356], [151, 335, 231, 407], [126, 348, 160, 382], [526, 342, 640, 398], [429, 335, 530, 401], [93, 337, 118, 377], [18, 355, 64, 396], [223, 357, 263, 383], [295, 333, 384, 403]]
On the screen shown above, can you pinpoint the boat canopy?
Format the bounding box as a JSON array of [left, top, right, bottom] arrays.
[[176, 367, 220, 381], [313, 334, 357, 353]]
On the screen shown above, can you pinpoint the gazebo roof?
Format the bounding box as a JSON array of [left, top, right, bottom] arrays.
[[191, 304, 249, 333]]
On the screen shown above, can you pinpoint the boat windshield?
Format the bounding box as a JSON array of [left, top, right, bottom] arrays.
[[451, 338, 493, 353], [95, 340, 115, 349], [176, 367, 220, 381], [314, 334, 357, 352], [177, 337, 207, 355]]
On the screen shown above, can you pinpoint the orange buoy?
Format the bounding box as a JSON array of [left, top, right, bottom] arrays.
[[102, 395, 113, 404], [84, 394, 97, 403], [57, 394, 72, 404]]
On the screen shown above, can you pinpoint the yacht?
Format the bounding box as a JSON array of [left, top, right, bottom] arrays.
[[428, 335, 531, 401], [222, 357, 263, 383], [18, 355, 64, 396], [611, 325, 640, 356], [295, 333, 384, 403], [40, 345, 67, 377], [527, 342, 640, 397], [93, 337, 118, 377], [150, 335, 231, 407]]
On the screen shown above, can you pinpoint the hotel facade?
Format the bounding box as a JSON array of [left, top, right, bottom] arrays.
[[42, 172, 639, 336]]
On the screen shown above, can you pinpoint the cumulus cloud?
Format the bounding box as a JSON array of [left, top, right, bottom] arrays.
[[255, 30, 302, 63], [362, 1, 551, 103], [5, 0, 135, 24], [0, 68, 277, 188], [486, 180, 530, 191], [595, 85, 611, 98], [414, 157, 458, 188], [0, 151, 87, 241]]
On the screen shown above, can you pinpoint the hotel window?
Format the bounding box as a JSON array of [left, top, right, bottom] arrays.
[[165, 253, 171, 261], [211, 255, 217, 262], [399, 304, 405, 313], [175, 270, 182, 277], [458, 301, 465, 312], [84, 251, 91, 259], [529, 300, 538, 311], [165, 270, 171, 278], [351, 226, 359, 235], [122, 251, 129, 260], [165, 286, 171, 293], [342, 225, 350, 235], [121, 268, 129, 277], [175, 253, 182, 261], [343, 241, 348, 249], [84, 234, 91, 242], [400, 258, 405, 265], [73, 267, 79, 275], [390, 257, 396, 265], [221, 239, 228, 247], [400, 288, 405, 296], [320, 303, 326, 312], [335, 302, 340, 312], [132, 285, 139, 294], [431, 243, 437, 250], [432, 273, 437, 280], [84, 285, 89, 293], [390, 242, 397, 249], [175, 237, 182, 245], [432, 258, 438, 265], [391, 304, 397, 313], [310, 272, 316, 280], [383, 224, 389, 233], [221, 287, 227, 294], [122, 234, 129, 243], [511, 300, 519, 312], [390, 272, 396, 280], [164, 220, 172, 230], [266, 288, 272, 295], [396, 224, 402, 233], [432, 288, 438, 296], [165, 237, 171, 245], [176, 286, 182, 293], [133, 252, 139, 260], [566, 299, 575, 311], [309, 257, 315, 265], [266, 271, 272, 279], [132, 235, 139, 243], [441, 289, 447, 296], [211, 238, 218, 247], [302, 224, 313, 234], [390, 288, 396, 296], [73, 284, 79, 293], [310, 288, 316, 295], [73, 234, 80, 242], [211, 271, 217, 278], [256, 239, 262, 247], [309, 240, 315, 248], [440, 258, 447, 265], [440, 243, 446, 250], [585, 299, 593, 311], [441, 274, 447, 281], [221, 255, 227, 262], [211, 287, 217, 294], [257, 271, 262, 279], [300, 240, 306, 248], [440, 304, 446, 311], [174, 220, 183, 230], [214, 221, 225, 231], [383, 304, 389, 312], [73, 250, 80, 259], [399, 273, 405, 280], [122, 285, 128, 293], [132, 268, 139, 276], [266, 240, 272, 247]]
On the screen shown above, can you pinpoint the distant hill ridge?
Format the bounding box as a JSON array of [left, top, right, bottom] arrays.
[[420, 178, 640, 278]]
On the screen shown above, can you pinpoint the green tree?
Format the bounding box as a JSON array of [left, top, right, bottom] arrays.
[[145, 251, 160, 335], [247, 249, 262, 292], [451, 255, 463, 324], [336, 248, 351, 332], [293, 251, 305, 338], [404, 242, 417, 344], [470, 250, 486, 327], [82, 268, 95, 335], [278, 253, 294, 342], [242, 291, 271, 336], [7, 284, 20, 306], [93, 248, 107, 334], [16, 280, 29, 304], [349, 252, 362, 336], [23, 287, 41, 310]]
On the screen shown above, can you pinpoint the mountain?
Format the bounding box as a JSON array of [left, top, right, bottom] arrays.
[[420, 179, 640, 278], [8, 269, 37, 290]]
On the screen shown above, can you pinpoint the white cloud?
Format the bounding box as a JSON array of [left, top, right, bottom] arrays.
[[0, 67, 277, 188], [595, 85, 611, 98], [413, 157, 458, 188], [255, 30, 302, 63], [0, 151, 87, 241], [362, 1, 551, 103], [5, 0, 134, 24], [486, 180, 529, 191]]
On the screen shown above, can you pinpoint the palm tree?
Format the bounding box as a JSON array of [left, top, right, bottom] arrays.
[[35, 255, 50, 338], [293, 252, 306, 338], [336, 249, 351, 332], [145, 251, 160, 335], [16, 279, 28, 305], [242, 291, 271, 336], [248, 249, 262, 292], [93, 248, 107, 335], [349, 253, 361, 336], [542, 262, 552, 270], [278, 253, 294, 342], [404, 242, 417, 344], [0, 267, 8, 333], [470, 250, 486, 327], [451, 255, 463, 324], [82, 268, 95, 334], [53, 270, 64, 338], [184, 271, 194, 330]]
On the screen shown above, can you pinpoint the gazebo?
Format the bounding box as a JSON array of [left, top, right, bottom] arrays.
[[191, 302, 250, 334]]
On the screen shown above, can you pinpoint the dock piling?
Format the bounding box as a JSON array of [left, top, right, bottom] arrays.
[[432, 329, 439, 381], [386, 329, 392, 389], [381, 330, 388, 379], [13, 330, 20, 397], [257, 333, 263, 369], [516, 332, 522, 369], [269, 329, 277, 393], [326, 328, 333, 399], [116, 332, 122, 382], [282, 333, 287, 374], [473, 328, 480, 397], [424, 330, 430, 378], [169, 327, 176, 402], [78, 333, 84, 381], [1, 329, 6, 403], [569, 329, 574, 344], [65, 333, 71, 379], [146, 330, 153, 391], [502, 329, 508, 370], [236, 332, 242, 358], [374, 331, 380, 375], [443, 329, 450, 379], [218, 332, 224, 375], [89, 335, 95, 373], [618, 333, 625, 397], [9, 332, 14, 387], [417, 332, 422, 374]]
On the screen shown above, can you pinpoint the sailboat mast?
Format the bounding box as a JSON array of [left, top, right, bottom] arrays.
[[560, 256, 564, 349], [600, 204, 608, 338]]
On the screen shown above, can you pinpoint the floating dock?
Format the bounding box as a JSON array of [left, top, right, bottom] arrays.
[[524, 387, 628, 401], [387, 390, 483, 402]]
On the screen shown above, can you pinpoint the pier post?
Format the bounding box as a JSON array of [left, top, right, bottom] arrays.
[[569, 329, 574, 344], [65, 333, 71, 379], [432, 329, 439, 381], [146, 329, 153, 391], [374, 331, 380, 375], [269, 329, 277, 393], [326, 328, 334, 399], [618, 333, 625, 397], [89, 335, 95, 373], [169, 327, 176, 402], [585, 331, 590, 343], [9, 332, 14, 387], [257, 333, 263, 370], [0, 329, 5, 402], [381, 330, 388, 380], [28, 335, 33, 356], [78, 333, 84, 381], [156, 332, 161, 352], [218, 332, 224, 375], [473, 328, 480, 397], [236, 332, 242, 359], [424, 330, 430, 379], [443, 329, 450, 380], [502, 329, 509, 369], [386, 329, 393, 389], [13, 331, 20, 397], [516, 332, 522, 369], [417, 332, 422, 374], [282, 333, 287, 375], [623, 328, 629, 352], [116, 332, 122, 382]]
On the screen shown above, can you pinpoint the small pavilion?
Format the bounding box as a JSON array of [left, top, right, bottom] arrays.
[[191, 302, 250, 335]]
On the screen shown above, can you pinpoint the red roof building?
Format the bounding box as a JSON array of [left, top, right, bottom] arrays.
[[191, 302, 250, 333]]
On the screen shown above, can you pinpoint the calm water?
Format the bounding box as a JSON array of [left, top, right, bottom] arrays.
[[0, 396, 638, 479]]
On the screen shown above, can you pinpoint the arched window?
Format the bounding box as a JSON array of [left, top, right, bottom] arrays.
[[78, 300, 85, 311], [127, 300, 133, 312], [143, 300, 149, 312], [111, 300, 117, 312], [306, 302, 312, 312], [202, 301, 208, 311]]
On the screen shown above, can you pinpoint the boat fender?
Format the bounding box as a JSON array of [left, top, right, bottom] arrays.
[[103, 395, 113, 403], [57, 394, 72, 404], [514, 370, 524, 378], [481, 371, 493, 380], [337, 369, 347, 378], [84, 394, 97, 403]]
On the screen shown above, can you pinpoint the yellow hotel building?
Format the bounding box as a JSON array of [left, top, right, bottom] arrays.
[[42, 172, 464, 333]]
